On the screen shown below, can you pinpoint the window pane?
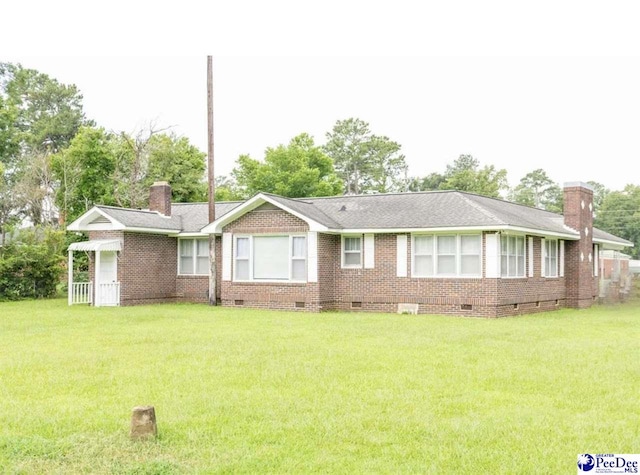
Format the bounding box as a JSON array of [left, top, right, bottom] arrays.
[[516, 237, 524, 254], [414, 255, 433, 276], [437, 236, 456, 254], [501, 236, 508, 254], [254, 236, 289, 279], [345, 237, 361, 251], [197, 239, 209, 256], [196, 256, 209, 275], [180, 256, 194, 274], [501, 255, 508, 276], [292, 259, 306, 280], [180, 239, 193, 256], [437, 255, 456, 274], [461, 235, 480, 254], [344, 252, 361, 266], [236, 237, 249, 258], [414, 236, 433, 255], [517, 255, 525, 276], [236, 260, 249, 280], [292, 236, 306, 258], [461, 255, 480, 275], [550, 257, 558, 276]]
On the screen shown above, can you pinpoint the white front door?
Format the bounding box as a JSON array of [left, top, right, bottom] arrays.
[[97, 251, 119, 306]]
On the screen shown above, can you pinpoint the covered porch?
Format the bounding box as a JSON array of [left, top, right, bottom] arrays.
[[68, 239, 121, 307]]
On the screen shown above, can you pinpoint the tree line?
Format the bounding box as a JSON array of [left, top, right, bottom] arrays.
[[1, 62, 639, 291]]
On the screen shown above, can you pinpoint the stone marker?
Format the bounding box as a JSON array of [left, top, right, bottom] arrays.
[[130, 405, 157, 440]]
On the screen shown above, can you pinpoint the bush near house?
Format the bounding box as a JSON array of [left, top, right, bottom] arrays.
[[0, 228, 66, 300]]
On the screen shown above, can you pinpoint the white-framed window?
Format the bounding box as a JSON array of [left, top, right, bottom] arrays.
[[178, 238, 209, 275], [413, 235, 434, 276], [292, 236, 307, 280], [437, 235, 457, 275], [342, 235, 362, 268], [233, 235, 307, 282], [544, 239, 558, 277], [235, 236, 250, 280], [501, 235, 526, 277], [460, 235, 481, 276], [412, 234, 482, 278]]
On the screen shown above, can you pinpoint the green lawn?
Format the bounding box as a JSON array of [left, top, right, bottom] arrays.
[[0, 299, 638, 474]]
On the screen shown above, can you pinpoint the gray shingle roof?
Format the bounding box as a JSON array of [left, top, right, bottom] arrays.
[[97, 202, 242, 233], [299, 191, 575, 234], [95, 191, 632, 247], [172, 202, 243, 233]]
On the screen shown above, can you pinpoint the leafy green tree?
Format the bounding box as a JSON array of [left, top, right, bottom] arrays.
[[233, 133, 342, 198], [364, 135, 407, 193], [509, 169, 563, 212], [587, 180, 610, 215], [0, 166, 20, 244], [146, 134, 207, 203], [214, 175, 243, 202], [51, 126, 118, 223], [439, 154, 508, 198], [324, 118, 408, 194], [0, 94, 19, 168], [53, 127, 209, 222], [594, 184, 640, 258], [1, 62, 88, 154], [407, 172, 446, 192], [1, 62, 90, 226]]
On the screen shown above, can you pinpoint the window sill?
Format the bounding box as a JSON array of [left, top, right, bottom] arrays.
[[177, 274, 209, 277], [232, 280, 308, 285], [411, 275, 483, 279]]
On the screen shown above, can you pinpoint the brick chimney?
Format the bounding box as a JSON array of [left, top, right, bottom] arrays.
[[149, 181, 172, 216], [563, 182, 595, 308]]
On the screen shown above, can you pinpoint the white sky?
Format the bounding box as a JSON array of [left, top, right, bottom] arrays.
[[4, 2, 640, 192]]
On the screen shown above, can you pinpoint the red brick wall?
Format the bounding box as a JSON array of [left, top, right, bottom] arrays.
[[175, 236, 222, 302], [120, 232, 178, 305], [563, 184, 597, 308], [496, 236, 566, 316], [325, 233, 499, 316], [149, 182, 171, 216], [220, 207, 318, 311], [89, 231, 177, 305], [318, 234, 339, 310], [225, 205, 308, 234], [316, 233, 568, 317]]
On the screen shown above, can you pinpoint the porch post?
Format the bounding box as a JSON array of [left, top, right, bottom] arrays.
[[68, 250, 73, 306], [95, 250, 101, 307]]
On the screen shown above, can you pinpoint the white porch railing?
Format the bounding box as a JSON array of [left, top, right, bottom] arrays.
[[70, 282, 93, 305], [97, 282, 121, 307]]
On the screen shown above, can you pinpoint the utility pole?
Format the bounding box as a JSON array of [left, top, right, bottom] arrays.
[[207, 56, 217, 306]]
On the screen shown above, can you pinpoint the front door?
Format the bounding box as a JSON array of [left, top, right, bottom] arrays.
[[97, 251, 119, 306]]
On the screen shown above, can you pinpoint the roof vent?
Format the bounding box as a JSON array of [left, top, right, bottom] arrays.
[[339, 205, 347, 211]]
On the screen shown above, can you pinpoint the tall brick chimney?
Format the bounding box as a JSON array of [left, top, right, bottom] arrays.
[[149, 181, 172, 216], [563, 182, 595, 308]]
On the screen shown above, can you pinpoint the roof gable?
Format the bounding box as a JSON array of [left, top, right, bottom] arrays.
[[201, 193, 332, 234], [67, 207, 126, 232]]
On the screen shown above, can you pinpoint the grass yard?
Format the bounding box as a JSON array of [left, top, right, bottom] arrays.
[[0, 299, 639, 474]]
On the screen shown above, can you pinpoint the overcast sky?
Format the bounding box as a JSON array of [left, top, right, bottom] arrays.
[[4, 2, 640, 192]]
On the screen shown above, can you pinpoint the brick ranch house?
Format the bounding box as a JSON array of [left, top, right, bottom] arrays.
[[66, 181, 632, 317]]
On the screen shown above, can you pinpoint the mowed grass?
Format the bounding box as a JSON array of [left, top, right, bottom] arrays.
[[0, 299, 638, 474]]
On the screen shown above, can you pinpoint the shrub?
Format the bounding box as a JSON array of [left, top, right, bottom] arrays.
[[0, 227, 66, 300]]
